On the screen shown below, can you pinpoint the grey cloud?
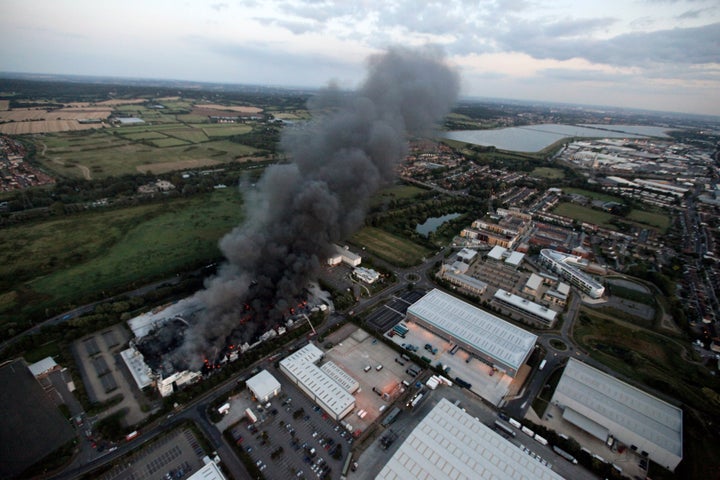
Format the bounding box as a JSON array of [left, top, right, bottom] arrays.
[[500, 21, 720, 66], [254, 16, 317, 34], [211, 3, 228, 11]]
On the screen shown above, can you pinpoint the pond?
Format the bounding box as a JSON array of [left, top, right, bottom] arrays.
[[416, 213, 461, 237]]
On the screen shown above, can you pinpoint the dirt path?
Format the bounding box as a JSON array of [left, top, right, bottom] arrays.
[[47, 151, 92, 180]]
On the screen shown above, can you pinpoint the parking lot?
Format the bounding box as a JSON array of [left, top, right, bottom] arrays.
[[99, 428, 206, 480], [384, 321, 513, 406], [217, 366, 352, 479]]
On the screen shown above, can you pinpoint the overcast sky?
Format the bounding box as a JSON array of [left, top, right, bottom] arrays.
[[2, 0, 719, 116]]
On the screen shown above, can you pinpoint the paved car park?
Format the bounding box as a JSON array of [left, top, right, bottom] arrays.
[[219, 365, 352, 479], [384, 320, 513, 406]]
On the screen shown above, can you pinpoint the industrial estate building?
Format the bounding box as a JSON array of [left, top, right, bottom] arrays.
[[551, 359, 683, 471], [328, 244, 362, 267], [405, 289, 537, 377], [438, 263, 488, 296], [279, 343, 356, 420], [492, 289, 558, 327], [246, 370, 281, 403], [539, 249, 605, 299], [377, 398, 563, 480]]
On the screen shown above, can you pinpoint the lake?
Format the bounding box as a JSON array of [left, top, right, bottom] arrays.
[[416, 213, 461, 237], [442, 123, 666, 153]]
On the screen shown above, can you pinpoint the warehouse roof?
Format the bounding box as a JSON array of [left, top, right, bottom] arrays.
[[554, 359, 682, 457], [280, 343, 355, 418], [27, 357, 58, 377], [320, 361, 359, 393], [407, 289, 536, 372], [246, 370, 281, 401], [377, 398, 564, 480]]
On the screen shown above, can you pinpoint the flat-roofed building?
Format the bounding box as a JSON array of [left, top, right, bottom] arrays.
[[524, 273, 543, 296], [493, 289, 558, 328], [120, 347, 154, 389], [279, 343, 355, 420], [377, 398, 564, 480], [487, 245, 507, 261], [551, 359, 682, 472], [187, 461, 227, 480], [539, 249, 605, 299], [320, 361, 359, 393], [405, 289, 537, 377], [505, 251, 525, 268], [328, 244, 362, 267], [246, 369, 281, 403], [439, 264, 488, 296], [456, 248, 478, 264]]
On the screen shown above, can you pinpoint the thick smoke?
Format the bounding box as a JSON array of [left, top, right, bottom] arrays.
[[173, 46, 459, 370]]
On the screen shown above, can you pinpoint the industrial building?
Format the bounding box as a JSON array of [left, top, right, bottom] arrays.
[[279, 343, 356, 420], [353, 266, 380, 284], [246, 370, 281, 402], [492, 289, 558, 328], [377, 398, 563, 480], [539, 249, 605, 299], [551, 359, 683, 471], [121, 347, 154, 389], [405, 289, 537, 377], [328, 244, 362, 267], [439, 264, 488, 296]]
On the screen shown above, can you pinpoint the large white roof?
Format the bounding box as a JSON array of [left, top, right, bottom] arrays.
[[407, 289, 537, 372], [120, 348, 153, 389], [187, 461, 226, 480], [27, 357, 58, 377], [553, 359, 682, 457], [280, 343, 355, 417], [246, 370, 281, 400], [377, 398, 564, 480]]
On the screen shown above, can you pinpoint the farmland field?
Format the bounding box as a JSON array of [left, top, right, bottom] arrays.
[[0, 189, 244, 329], [351, 227, 431, 266], [370, 184, 428, 208], [196, 104, 263, 114], [202, 124, 253, 137], [36, 131, 263, 178]]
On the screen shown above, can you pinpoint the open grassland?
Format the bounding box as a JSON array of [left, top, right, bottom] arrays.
[[552, 202, 614, 228], [36, 129, 262, 178], [195, 104, 263, 114], [627, 209, 671, 232], [529, 167, 565, 179], [562, 187, 624, 203], [351, 227, 431, 266], [370, 184, 428, 208], [202, 124, 253, 137], [574, 308, 720, 480], [0, 189, 244, 327]]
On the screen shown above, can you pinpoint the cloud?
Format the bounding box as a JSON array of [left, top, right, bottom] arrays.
[[210, 3, 228, 11], [500, 21, 720, 67]]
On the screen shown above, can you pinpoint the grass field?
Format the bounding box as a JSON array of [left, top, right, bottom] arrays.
[[202, 125, 253, 137], [37, 131, 262, 178], [627, 209, 671, 232], [562, 187, 624, 203], [552, 202, 614, 228], [0, 189, 244, 328], [351, 227, 431, 266], [530, 167, 565, 179], [370, 184, 428, 208]]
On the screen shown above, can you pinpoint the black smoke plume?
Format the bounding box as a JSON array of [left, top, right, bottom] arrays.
[[173, 46, 459, 370]]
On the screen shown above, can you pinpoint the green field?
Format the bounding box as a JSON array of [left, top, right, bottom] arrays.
[[37, 130, 263, 178], [562, 187, 624, 203], [0, 189, 244, 329], [627, 209, 671, 232], [530, 167, 565, 179], [202, 125, 253, 137], [370, 184, 428, 208], [552, 202, 614, 228], [351, 227, 431, 266]]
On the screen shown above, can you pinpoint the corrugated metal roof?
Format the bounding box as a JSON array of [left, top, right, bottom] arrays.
[[407, 289, 537, 371], [553, 359, 682, 457], [377, 398, 564, 480]]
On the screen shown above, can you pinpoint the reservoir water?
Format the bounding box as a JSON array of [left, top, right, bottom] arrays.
[[443, 123, 669, 153], [416, 213, 461, 237]]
